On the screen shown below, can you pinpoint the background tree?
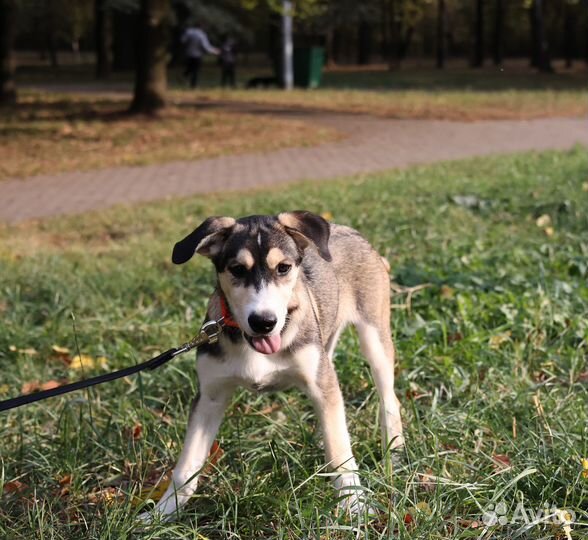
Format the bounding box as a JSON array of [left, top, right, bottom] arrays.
[[130, 0, 169, 114], [492, 0, 503, 65], [0, 0, 17, 104], [530, 0, 552, 72], [436, 0, 445, 68], [472, 0, 484, 67], [95, 0, 112, 78]]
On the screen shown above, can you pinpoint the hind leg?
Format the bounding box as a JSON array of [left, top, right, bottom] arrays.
[[356, 321, 404, 451]]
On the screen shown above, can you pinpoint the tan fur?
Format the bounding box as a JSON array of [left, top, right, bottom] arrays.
[[266, 247, 286, 270], [235, 248, 255, 269]]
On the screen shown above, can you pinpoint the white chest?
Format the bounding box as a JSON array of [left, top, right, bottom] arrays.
[[198, 342, 321, 394]]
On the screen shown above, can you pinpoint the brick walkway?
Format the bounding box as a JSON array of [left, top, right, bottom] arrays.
[[1, 101, 587, 224]]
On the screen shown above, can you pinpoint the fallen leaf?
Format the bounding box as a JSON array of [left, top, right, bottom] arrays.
[[489, 331, 511, 350], [543, 226, 554, 237], [9, 346, 38, 356], [58, 474, 72, 486], [51, 345, 70, 355], [403, 512, 414, 526], [582, 458, 588, 479], [87, 486, 123, 506], [0, 384, 10, 395], [133, 473, 172, 507], [440, 285, 455, 299], [21, 380, 63, 394], [21, 381, 40, 394], [492, 453, 512, 469], [457, 519, 480, 529], [40, 380, 61, 391], [69, 354, 108, 371], [320, 211, 333, 221], [536, 214, 552, 228], [202, 440, 224, 476], [132, 423, 143, 440], [582, 182, 588, 192], [3, 480, 28, 496], [448, 332, 463, 344], [418, 469, 436, 493], [414, 501, 432, 515]]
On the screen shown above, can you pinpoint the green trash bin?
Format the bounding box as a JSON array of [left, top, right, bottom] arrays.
[[293, 47, 325, 89]]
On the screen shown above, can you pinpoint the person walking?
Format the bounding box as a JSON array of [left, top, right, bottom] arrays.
[[181, 23, 219, 88], [219, 34, 237, 88]]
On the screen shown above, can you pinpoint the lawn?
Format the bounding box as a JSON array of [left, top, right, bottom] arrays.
[[0, 93, 337, 181], [1, 147, 587, 539]]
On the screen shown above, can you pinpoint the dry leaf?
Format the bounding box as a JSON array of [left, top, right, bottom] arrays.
[[448, 332, 463, 344], [132, 423, 143, 440], [489, 331, 511, 349], [202, 440, 224, 476], [21, 380, 63, 394], [582, 182, 588, 192], [320, 211, 333, 221], [440, 285, 455, 299], [59, 474, 72, 486], [536, 214, 551, 228], [492, 453, 512, 469], [69, 354, 108, 371], [3, 480, 28, 496], [0, 384, 10, 395], [9, 346, 38, 356], [457, 519, 480, 529], [51, 345, 70, 355], [543, 226, 554, 237], [87, 486, 123, 506], [134, 473, 172, 506], [414, 501, 432, 515], [582, 458, 588, 479]]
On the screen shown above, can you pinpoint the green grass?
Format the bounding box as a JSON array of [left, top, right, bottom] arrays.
[[1, 147, 588, 539]]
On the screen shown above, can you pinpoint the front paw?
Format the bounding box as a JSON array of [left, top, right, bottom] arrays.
[[336, 490, 377, 520]]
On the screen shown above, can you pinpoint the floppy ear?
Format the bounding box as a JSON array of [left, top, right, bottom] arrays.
[[172, 216, 236, 264], [278, 211, 332, 262]]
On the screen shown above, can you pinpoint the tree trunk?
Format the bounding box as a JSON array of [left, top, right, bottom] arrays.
[[46, 0, 58, 68], [130, 0, 169, 114], [357, 19, 371, 65], [529, 3, 538, 67], [472, 0, 484, 67], [436, 0, 445, 68], [95, 0, 112, 79], [563, 1, 575, 68], [0, 0, 17, 104], [492, 0, 503, 65], [532, 0, 552, 72]]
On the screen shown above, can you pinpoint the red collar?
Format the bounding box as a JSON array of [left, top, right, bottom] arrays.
[[219, 294, 240, 329]]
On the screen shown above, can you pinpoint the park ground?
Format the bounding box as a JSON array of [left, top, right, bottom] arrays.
[[0, 59, 587, 537], [2, 59, 586, 181], [1, 145, 587, 538]]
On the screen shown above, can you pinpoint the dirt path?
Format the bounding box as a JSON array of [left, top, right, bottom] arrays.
[[1, 99, 587, 224]]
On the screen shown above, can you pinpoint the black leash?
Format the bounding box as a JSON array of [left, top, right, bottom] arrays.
[[0, 319, 224, 413]]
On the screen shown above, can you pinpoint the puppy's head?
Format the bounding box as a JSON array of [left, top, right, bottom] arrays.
[[172, 211, 331, 354]]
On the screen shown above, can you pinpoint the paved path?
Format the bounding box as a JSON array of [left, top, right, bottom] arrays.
[[1, 100, 587, 224]]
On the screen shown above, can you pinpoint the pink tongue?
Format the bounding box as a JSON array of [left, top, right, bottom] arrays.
[[251, 334, 282, 355]]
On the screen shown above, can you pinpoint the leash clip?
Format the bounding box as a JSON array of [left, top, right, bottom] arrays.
[[173, 318, 225, 357]]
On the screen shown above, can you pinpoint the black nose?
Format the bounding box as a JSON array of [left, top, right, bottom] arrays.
[[248, 312, 277, 334]]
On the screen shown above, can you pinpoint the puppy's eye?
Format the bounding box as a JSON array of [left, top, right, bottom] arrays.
[[276, 263, 292, 276], [229, 264, 247, 278]]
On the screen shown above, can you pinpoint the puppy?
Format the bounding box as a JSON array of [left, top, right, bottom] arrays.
[[142, 211, 404, 521]]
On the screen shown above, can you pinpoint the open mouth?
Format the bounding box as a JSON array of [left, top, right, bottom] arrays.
[[245, 334, 282, 355]]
